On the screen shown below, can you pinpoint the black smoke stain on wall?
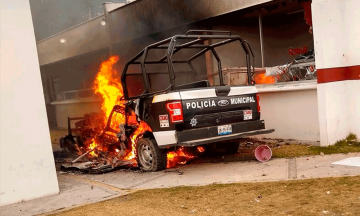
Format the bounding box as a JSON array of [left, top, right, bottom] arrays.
[[29, 0, 127, 41]]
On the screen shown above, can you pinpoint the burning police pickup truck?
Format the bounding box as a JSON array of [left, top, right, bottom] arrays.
[[60, 30, 274, 172]]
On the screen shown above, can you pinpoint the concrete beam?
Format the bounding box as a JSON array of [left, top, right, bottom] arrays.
[[37, 0, 273, 66]]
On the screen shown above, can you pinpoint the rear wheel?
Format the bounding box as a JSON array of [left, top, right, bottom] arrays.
[[136, 138, 167, 172], [206, 142, 240, 155], [224, 142, 240, 154]]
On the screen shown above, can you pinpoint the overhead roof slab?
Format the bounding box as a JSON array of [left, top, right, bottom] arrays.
[[37, 0, 274, 66]]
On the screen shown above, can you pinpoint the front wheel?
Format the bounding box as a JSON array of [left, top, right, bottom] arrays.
[[136, 138, 167, 172]]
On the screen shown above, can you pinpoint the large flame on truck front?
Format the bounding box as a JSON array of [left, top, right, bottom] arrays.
[[85, 56, 201, 168], [87, 56, 151, 160], [94, 56, 124, 126]]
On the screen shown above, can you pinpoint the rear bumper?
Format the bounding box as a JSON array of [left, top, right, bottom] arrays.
[[157, 120, 274, 149], [178, 128, 274, 147]]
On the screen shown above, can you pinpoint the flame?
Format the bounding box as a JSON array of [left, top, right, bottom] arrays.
[[166, 146, 205, 168], [167, 147, 194, 168], [254, 73, 278, 84], [93, 56, 124, 127], [197, 146, 205, 153], [125, 121, 152, 161], [79, 56, 203, 169], [85, 55, 152, 162], [88, 139, 98, 157], [86, 56, 123, 158]]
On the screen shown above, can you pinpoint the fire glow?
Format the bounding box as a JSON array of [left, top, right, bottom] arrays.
[[81, 56, 151, 163], [166, 146, 205, 168], [93, 56, 124, 126], [254, 72, 278, 84], [125, 121, 152, 161]]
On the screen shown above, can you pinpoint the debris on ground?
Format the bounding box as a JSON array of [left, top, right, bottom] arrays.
[[61, 160, 134, 174], [59, 108, 137, 173], [320, 152, 325, 156], [164, 170, 184, 175]]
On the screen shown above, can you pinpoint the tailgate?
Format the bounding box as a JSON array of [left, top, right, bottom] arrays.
[[179, 86, 259, 129]]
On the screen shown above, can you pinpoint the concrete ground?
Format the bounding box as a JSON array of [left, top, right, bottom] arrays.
[[1, 152, 360, 216]]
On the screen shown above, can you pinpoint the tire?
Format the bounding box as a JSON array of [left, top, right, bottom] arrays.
[[205, 142, 240, 155], [224, 142, 240, 154], [136, 138, 167, 172]]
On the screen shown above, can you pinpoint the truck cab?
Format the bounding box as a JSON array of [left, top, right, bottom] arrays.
[[121, 30, 274, 171]]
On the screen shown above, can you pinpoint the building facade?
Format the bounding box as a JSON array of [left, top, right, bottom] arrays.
[[36, 0, 360, 146]]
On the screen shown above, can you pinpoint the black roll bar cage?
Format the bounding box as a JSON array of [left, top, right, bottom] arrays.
[[121, 30, 255, 100]]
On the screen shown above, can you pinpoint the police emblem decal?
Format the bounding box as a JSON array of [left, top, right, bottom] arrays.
[[190, 117, 198, 127]]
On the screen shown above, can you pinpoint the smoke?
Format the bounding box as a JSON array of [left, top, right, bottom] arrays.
[[29, 0, 127, 41]]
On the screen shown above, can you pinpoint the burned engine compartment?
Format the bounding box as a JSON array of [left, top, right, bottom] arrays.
[[59, 103, 143, 173]]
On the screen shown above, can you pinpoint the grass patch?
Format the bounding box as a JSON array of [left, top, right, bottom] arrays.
[[310, 134, 360, 154], [195, 134, 360, 164], [272, 134, 360, 158], [52, 176, 360, 216], [272, 144, 314, 158]]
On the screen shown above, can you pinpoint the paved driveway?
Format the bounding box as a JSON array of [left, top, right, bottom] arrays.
[[2, 153, 360, 216]]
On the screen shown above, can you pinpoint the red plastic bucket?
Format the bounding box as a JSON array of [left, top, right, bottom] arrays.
[[254, 145, 272, 162]]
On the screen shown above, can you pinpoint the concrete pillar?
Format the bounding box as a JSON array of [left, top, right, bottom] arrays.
[[312, 0, 360, 146], [0, 0, 59, 206]]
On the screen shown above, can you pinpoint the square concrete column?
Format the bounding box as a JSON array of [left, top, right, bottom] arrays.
[[0, 0, 59, 206], [312, 0, 360, 146]]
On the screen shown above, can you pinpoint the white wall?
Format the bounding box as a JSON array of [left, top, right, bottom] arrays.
[[0, 0, 59, 206], [312, 0, 360, 69], [312, 0, 360, 145], [256, 87, 320, 142], [347, 80, 360, 138], [52, 100, 102, 128], [317, 81, 349, 145]]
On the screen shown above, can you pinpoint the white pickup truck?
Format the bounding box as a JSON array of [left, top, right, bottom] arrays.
[[120, 30, 274, 171]]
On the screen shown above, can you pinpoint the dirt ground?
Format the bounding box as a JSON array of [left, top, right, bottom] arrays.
[[50, 129, 360, 172], [52, 176, 360, 216], [49, 131, 360, 215], [50, 129, 360, 161]]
